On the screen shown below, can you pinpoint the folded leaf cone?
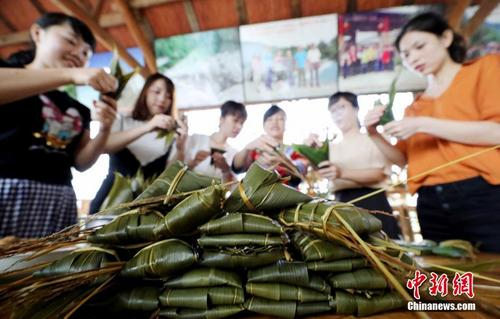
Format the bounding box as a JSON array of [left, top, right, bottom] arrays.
[[244, 297, 296, 319], [135, 161, 218, 201], [307, 258, 369, 272], [328, 268, 388, 290], [247, 261, 331, 294], [247, 261, 309, 287], [159, 305, 244, 319], [198, 234, 285, 248], [334, 290, 405, 316], [246, 282, 329, 302], [34, 247, 118, 279], [99, 172, 134, 212], [201, 248, 286, 269], [159, 286, 245, 309], [291, 231, 359, 261], [121, 239, 196, 278], [280, 200, 382, 236], [199, 213, 283, 235], [154, 185, 224, 238], [88, 209, 163, 245], [224, 164, 311, 212], [113, 286, 160, 311], [164, 268, 242, 288]]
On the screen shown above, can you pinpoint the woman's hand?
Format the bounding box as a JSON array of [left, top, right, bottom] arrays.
[[146, 114, 176, 132], [245, 135, 279, 154], [188, 150, 210, 169], [364, 105, 386, 135], [71, 68, 118, 93], [175, 118, 188, 151], [212, 152, 230, 172], [256, 151, 280, 168], [384, 117, 427, 140], [317, 161, 341, 180], [93, 95, 117, 133]]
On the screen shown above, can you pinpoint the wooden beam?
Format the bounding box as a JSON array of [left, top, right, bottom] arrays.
[[402, 0, 416, 5], [114, 0, 157, 73], [183, 0, 200, 32], [0, 12, 124, 47], [0, 11, 17, 32], [461, 0, 499, 38], [291, 0, 302, 18], [130, 0, 183, 8], [0, 30, 30, 46], [51, 0, 148, 77], [447, 0, 472, 30], [137, 9, 156, 45], [93, 0, 105, 18], [0, 0, 184, 48], [347, 0, 357, 13], [30, 0, 47, 15], [235, 0, 248, 25], [100, 12, 124, 28]]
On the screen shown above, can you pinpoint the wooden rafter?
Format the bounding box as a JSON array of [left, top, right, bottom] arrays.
[[347, 0, 357, 13], [114, 0, 157, 73], [130, 0, 183, 8], [30, 0, 47, 15], [235, 0, 248, 25], [0, 30, 29, 46], [461, 0, 499, 38], [0, 11, 16, 32], [291, 0, 302, 18], [402, 0, 416, 5], [137, 9, 156, 46], [51, 0, 148, 77], [447, 0, 472, 30], [93, 0, 105, 18], [0, 0, 185, 48], [0, 12, 125, 48], [183, 0, 200, 32]]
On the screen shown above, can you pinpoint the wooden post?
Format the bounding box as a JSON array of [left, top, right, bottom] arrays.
[[461, 0, 499, 38], [114, 0, 157, 74], [183, 0, 200, 32], [447, 0, 472, 31]]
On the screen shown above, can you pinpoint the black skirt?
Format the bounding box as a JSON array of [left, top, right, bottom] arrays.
[[417, 176, 500, 253]]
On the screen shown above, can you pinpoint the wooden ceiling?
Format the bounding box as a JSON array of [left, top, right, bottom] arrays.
[[0, 0, 496, 75]]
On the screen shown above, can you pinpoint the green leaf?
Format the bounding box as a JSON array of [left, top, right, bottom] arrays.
[[292, 138, 330, 167], [199, 213, 283, 235], [224, 164, 312, 213], [153, 185, 225, 238], [121, 239, 197, 278], [379, 68, 401, 125], [164, 268, 242, 288]]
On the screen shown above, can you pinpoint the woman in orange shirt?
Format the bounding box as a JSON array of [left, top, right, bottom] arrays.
[[365, 12, 500, 252]]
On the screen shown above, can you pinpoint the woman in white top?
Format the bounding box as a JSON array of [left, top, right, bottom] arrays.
[[90, 73, 184, 213], [170, 101, 247, 182], [307, 92, 400, 238]]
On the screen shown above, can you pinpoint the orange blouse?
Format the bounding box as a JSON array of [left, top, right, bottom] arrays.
[[396, 54, 500, 194]]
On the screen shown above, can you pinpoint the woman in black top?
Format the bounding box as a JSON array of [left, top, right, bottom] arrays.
[[0, 13, 117, 238]]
